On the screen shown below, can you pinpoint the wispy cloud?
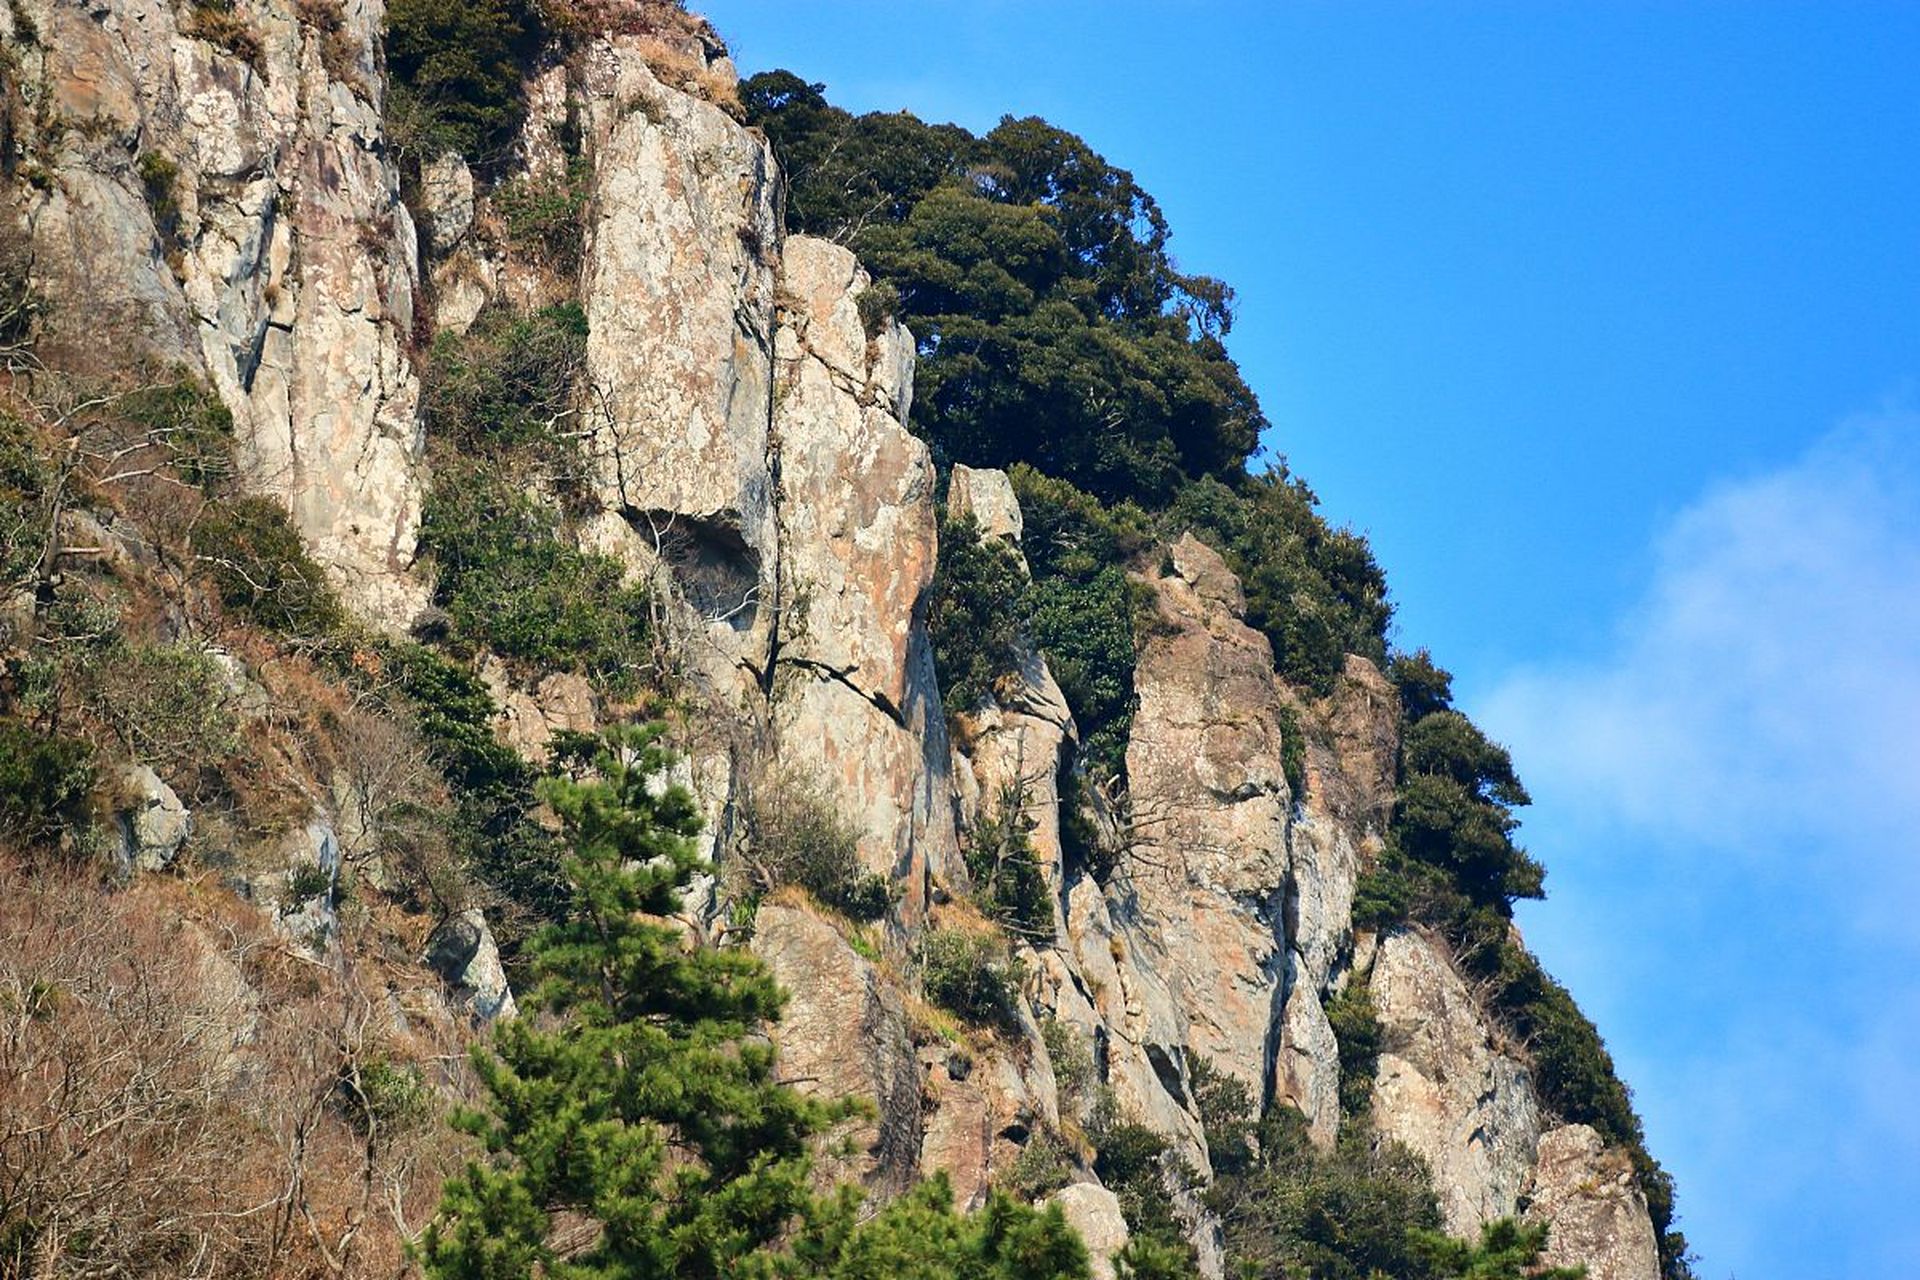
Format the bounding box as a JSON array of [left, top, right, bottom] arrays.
[[1483, 409, 1920, 895], [1477, 409, 1920, 1276]]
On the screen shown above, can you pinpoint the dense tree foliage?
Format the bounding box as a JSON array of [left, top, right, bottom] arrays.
[[1205, 1097, 1584, 1280], [420, 460, 652, 692], [744, 72, 1261, 506], [1008, 466, 1153, 788], [422, 726, 1093, 1279], [384, 0, 541, 160], [1170, 471, 1390, 693], [926, 513, 1031, 716]]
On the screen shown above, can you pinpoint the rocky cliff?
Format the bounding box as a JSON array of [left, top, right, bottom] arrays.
[[0, 3, 1667, 1276]]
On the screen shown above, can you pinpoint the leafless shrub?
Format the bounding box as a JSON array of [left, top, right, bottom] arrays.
[[0, 855, 473, 1277]]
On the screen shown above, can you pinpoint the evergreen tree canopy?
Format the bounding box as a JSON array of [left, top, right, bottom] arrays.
[[420, 725, 1094, 1280], [744, 72, 1262, 505]]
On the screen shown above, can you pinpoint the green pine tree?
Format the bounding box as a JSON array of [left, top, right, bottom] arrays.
[[1414, 1217, 1587, 1280], [420, 724, 1093, 1280]]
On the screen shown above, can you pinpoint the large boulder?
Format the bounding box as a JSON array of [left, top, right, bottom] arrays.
[[1526, 1124, 1662, 1280], [111, 764, 190, 874], [424, 908, 518, 1024], [1049, 1182, 1131, 1280], [1368, 929, 1543, 1232]]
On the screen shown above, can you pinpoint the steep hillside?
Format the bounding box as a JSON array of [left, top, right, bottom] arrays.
[[0, 1, 1689, 1276]]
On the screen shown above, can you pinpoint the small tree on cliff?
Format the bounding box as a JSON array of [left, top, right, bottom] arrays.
[[419, 724, 1091, 1280]]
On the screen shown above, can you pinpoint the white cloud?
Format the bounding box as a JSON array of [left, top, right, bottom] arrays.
[[1477, 410, 1920, 1276], [1481, 409, 1920, 890]]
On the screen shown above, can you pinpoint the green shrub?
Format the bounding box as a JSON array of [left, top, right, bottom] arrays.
[[1412, 1217, 1584, 1280], [1325, 981, 1384, 1122], [1208, 1105, 1441, 1280], [1090, 1105, 1197, 1271], [1040, 1015, 1094, 1114], [494, 161, 590, 273], [1025, 565, 1142, 785], [0, 719, 93, 844], [369, 642, 569, 935], [379, 643, 525, 799], [1055, 769, 1111, 882], [419, 459, 651, 692], [1374, 656, 1544, 916], [0, 219, 41, 349], [85, 641, 238, 769], [1001, 1127, 1075, 1200], [422, 302, 589, 483], [855, 281, 899, 339], [286, 860, 335, 903], [918, 926, 1023, 1028], [0, 411, 51, 583], [1388, 647, 1455, 722], [926, 513, 1028, 717], [735, 762, 890, 923], [1278, 701, 1307, 802], [192, 496, 345, 636], [340, 1055, 437, 1135], [384, 0, 539, 160], [136, 152, 182, 247], [1187, 1055, 1254, 1176], [963, 779, 1054, 941]]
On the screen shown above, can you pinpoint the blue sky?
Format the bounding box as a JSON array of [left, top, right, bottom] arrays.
[[697, 3, 1920, 1275]]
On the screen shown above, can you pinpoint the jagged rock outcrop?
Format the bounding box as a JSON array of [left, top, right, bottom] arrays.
[[111, 763, 190, 873], [424, 907, 518, 1023], [750, 902, 922, 1198], [0, 3, 1668, 1269], [917, 1013, 1060, 1211], [1527, 1124, 1662, 1280], [538, 35, 961, 913], [1123, 533, 1293, 1097], [1367, 928, 1544, 1233], [578, 41, 780, 578], [11, 0, 428, 626], [769, 236, 960, 906], [1275, 656, 1397, 1143]]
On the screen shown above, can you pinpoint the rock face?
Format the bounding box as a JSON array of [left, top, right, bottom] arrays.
[[0, 5, 1666, 1272], [424, 908, 518, 1023], [770, 237, 959, 905], [579, 41, 780, 572], [13, 0, 428, 626], [1368, 929, 1543, 1233], [550, 36, 960, 914], [1527, 1125, 1662, 1280], [112, 764, 190, 874], [750, 903, 921, 1198], [1124, 533, 1294, 1097]]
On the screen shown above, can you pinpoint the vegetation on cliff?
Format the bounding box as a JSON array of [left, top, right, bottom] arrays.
[[0, 8, 1694, 1276], [752, 70, 1692, 1280], [421, 726, 1094, 1279]]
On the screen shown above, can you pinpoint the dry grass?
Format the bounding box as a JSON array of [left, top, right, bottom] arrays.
[[0, 855, 475, 1277]]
